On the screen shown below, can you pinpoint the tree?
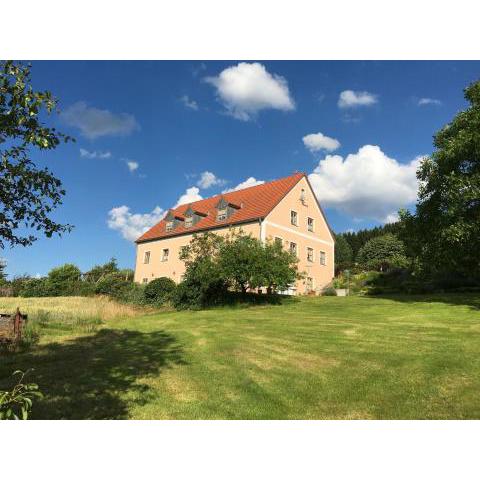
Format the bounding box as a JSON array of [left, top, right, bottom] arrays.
[[47, 263, 81, 296], [400, 79, 480, 277], [334, 234, 353, 273], [257, 240, 299, 293], [0, 60, 74, 249], [85, 258, 119, 283], [219, 234, 264, 293], [357, 234, 408, 272]]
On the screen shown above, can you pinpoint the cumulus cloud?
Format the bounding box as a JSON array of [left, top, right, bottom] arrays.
[[79, 148, 112, 159], [180, 95, 199, 111], [174, 187, 203, 207], [303, 132, 340, 153], [205, 62, 295, 121], [107, 205, 165, 241], [338, 90, 378, 108], [197, 171, 227, 189], [223, 177, 265, 193], [62, 101, 139, 139], [308, 145, 422, 222], [126, 161, 139, 173], [418, 97, 442, 106]]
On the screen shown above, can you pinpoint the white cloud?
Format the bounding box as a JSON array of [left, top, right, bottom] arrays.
[[205, 62, 295, 121], [303, 132, 340, 153], [79, 148, 112, 159], [197, 171, 227, 189], [107, 205, 165, 241], [308, 145, 422, 222], [108, 187, 207, 241], [62, 101, 139, 139], [223, 177, 265, 193], [174, 187, 203, 207], [418, 97, 442, 106], [338, 90, 378, 109], [180, 95, 199, 111], [126, 161, 139, 173]]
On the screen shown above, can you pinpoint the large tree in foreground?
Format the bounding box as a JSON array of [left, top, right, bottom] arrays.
[[400, 79, 480, 276], [0, 60, 73, 249]]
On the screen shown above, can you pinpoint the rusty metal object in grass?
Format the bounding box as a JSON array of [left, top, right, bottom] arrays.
[[0, 308, 28, 349]]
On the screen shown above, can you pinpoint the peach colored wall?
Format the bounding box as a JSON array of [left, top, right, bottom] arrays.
[[134, 222, 261, 284], [263, 176, 335, 293]]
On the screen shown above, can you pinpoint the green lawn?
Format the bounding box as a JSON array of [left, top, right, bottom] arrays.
[[1, 294, 480, 419]]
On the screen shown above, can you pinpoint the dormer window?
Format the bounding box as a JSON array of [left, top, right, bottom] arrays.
[[185, 216, 193, 228], [217, 208, 227, 221], [215, 197, 240, 223], [166, 221, 173, 232]]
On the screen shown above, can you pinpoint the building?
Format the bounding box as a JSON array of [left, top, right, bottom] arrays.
[[134, 172, 335, 294]]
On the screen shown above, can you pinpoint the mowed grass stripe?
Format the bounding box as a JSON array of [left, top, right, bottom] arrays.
[[1, 294, 479, 419]]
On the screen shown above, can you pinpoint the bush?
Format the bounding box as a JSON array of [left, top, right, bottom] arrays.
[[322, 286, 337, 296], [144, 277, 176, 305], [94, 273, 131, 297]]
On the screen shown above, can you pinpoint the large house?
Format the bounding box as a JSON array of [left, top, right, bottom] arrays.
[[134, 172, 335, 295]]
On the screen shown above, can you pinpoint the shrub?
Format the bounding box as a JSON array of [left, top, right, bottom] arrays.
[[144, 277, 176, 305], [322, 286, 337, 296], [94, 273, 131, 298]]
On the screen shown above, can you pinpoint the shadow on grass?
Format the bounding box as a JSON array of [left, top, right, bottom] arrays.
[[0, 329, 186, 419], [367, 292, 480, 310]]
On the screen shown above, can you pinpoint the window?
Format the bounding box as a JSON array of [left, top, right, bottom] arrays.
[[320, 251, 326, 266], [290, 210, 298, 226], [307, 247, 314, 262], [306, 277, 314, 292], [162, 248, 169, 262], [142, 278, 148, 284], [217, 208, 227, 221], [307, 217, 314, 232], [274, 237, 283, 246], [185, 216, 193, 228], [290, 242, 297, 256], [144, 251, 150, 264], [166, 221, 173, 232]]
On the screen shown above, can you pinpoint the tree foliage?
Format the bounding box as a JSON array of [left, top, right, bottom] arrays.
[[84, 258, 119, 283], [334, 234, 353, 273], [0, 60, 74, 249], [0, 258, 6, 283], [400, 79, 480, 277], [357, 234, 408, 272], [144, 277, 176, 304], [47, 263, 82, 296], [341, 223, 401, 259]]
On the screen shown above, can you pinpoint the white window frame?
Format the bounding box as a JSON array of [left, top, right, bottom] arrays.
[[307, 217, 314, 232], [320, 250, 326, 266], [185, 216, 193, 228], [144, 251, 151, 264], [162, 248, 169, 262], [307, 247, 314, 262], [290, 242, 297, 256], [290, 210, 298, 226], [166, 221, 173, 232], [142, 278, 148, 284]]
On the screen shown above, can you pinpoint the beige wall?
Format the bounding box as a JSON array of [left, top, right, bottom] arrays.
[[263, 176, 335, 293], [134, 222, 261, 284]]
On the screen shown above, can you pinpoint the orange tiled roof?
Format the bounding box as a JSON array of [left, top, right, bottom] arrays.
[[136, 172, 305, 243]]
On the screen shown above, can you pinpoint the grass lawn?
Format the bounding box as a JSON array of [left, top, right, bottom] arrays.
[[1, 294, 480, 419]]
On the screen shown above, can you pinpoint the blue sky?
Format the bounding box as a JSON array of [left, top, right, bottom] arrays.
[[3, 60, 480, 277]]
